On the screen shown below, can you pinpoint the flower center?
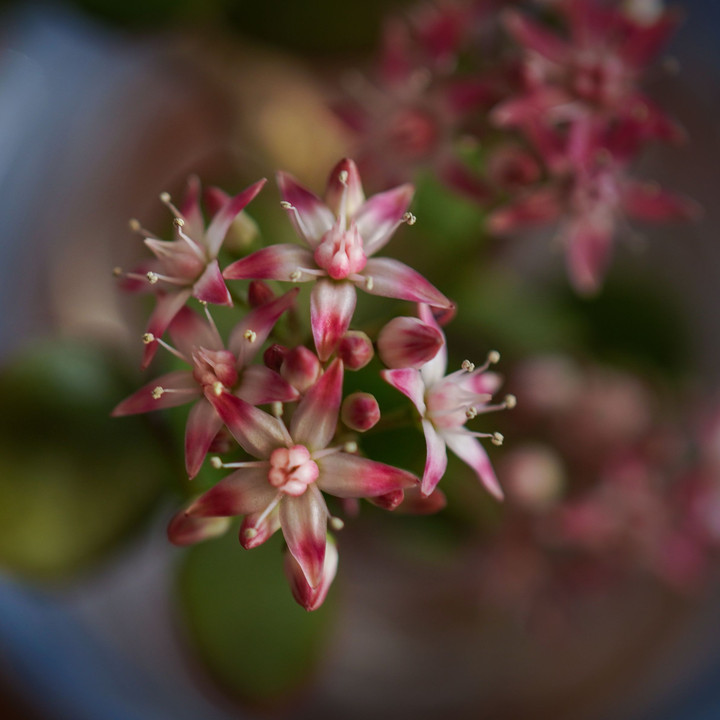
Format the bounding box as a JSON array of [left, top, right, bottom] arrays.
[[267, 445, 319, 496], [314, 223, 367, 280], [192, 348, 238, 388]]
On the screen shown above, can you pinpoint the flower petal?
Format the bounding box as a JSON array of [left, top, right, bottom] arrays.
[[142, 289, 193, 369], [290, 358, 343, 451], [354, 183, 414, 256], [167, 512, 231, 546], [204, 179, 266, 257], [179, 175, 205, 241], [229, 287, 300, 364], [316, 453, 418, 497], [380, 367, 427, 415], [621, 182, 701, 223], [277, 171, 335, 247], [565, 222, 613, 296], [503, 9, 570, 64], [188, 467, 276, 517], [235, 365, 300, 405], [358, 258, 452, 308], [223, 244, 317, 282], [444, 431, 504, 500], [280, 486, 328, 588], [310, 279, 357, 361], [284, 534, 338, 611], [395, 485, 447, 514], [169, 306, 223, 358], [193, 259, 232, 306], [324, 158, 365, 219], [112, 371, 198, 415], [206, 390, 291, 458], [418, 304, 447, 387], [420, 419, 448, 497], [185, 397, 224, 479]]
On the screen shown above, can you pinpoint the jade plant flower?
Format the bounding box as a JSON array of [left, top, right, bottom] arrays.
[[223, 158, 452, 360], [119, 176, 266, 368], [184, 359, 419, 593], [112, 290, 300, 478], [382, 305, 513, 499]]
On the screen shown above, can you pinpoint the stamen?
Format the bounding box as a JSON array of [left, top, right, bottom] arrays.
[[338, 170, 349, 185], [402, 211, 417, 226], [329, 516, 345, 531], [210, 456, 223, 469], [142, 333, 155, 345], [151, 386, 164, 400], [487, 350, 501, 365], [279, 201, 314, 242], [173, 217, 185, 228], [504, 394, 517, 409], [202, 303, 221, 343], [465, 406, 477, 419], [254, 493, 282, 529], [270, 402, 283, 418], [212, 381, 224, 396], [159, 191, 183, 219], [243, 329, 257, 343], [365, 276, 374, 291], [154, 336, 189, 363], [175, 224, 206, 261], [210, 458, 268, 470], [491, 432, 504, 446], [461, 359, 475, 373], [128, 218, 158, 239], [289, 270, 302, 282], [151, 386, 196, 400], [144, 271, 188, 287], [112, 266, 123, 277], [312, 444, 353, 460], [146, 271, 159, 284], [343, 441, 358, 454]]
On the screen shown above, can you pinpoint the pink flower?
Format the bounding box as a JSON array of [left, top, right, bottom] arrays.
[[184, 359, 419, 597], [112, 290, 300, 478], [120, 176, 266, 368], [223, 159, 452, 360], [382, 305, 512, 498]]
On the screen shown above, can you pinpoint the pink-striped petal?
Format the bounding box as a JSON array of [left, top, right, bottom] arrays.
[[418, 303, 447, 386], [142, 289, 193, 369], [377, 316, 444, 369], [239, 506, 281, 549], [290, 358, 343, 451], [112, 371, 198, 415], [565, 223, 613, 296], [420, 419, 448, 496], [229, 287, 300, 364], [188, 467, 276, 517], [357, 258, 452, 308], [395, 485, 447, 514], [204, 179, 266, 257], [277, 171, 335, 247], [185, 397, 224, 479], [354, 183, 414, 256], [204, 186, 229, 217], [316, 453, 418, 498], [205, 390, 291, 458], [284, 535, 338, 611], [169, 306, 223, 358], [193, 259, 232, 306], [310, 279, 357, 361], [179, 175, 205, 241], [324, 158, 365, 219], [443, 431, 503, 500], [381, 367, 427, 416], [235, 365, 299, 405], [503, 9, 570, 64], [223, 244, 317, 282], [622, 182, 701, 223], [280, 486, 328, 588], [167, 512, 231, 546], [367, 490, 405, 511]]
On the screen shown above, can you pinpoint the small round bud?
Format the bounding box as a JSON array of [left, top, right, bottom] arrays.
[[247, 280, 275, 308], [341, 392, 381, 432], [378, 317, 443, 369], [491, 432, 504, 447], [281, 347, 321, 393], [210, 457, 223, 469], [337, 331, 374, 370], [264, 344, 288, 372]]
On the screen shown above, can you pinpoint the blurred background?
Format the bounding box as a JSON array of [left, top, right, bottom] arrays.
[[0, 0, 719, 718]]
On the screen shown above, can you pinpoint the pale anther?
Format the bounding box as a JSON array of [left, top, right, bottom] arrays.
[[491, 432, 504, 446], [289, 270, 302, 282], [330, 516, 345, 531], [244, 329, 257, 343], [112, 266, 123, 277], [343, 441, 358, 454], [270, 402, 284, 418], [128, 218, 141, 232], [402, 211, 417, 226], [142, 333, 155, 344], [173, 217, 185, 228], [504, 394, 517, 409], [338, 170, 349, 184], [151, 386, 165, 400], [280, 201, 293, 209], [461, 359, 475, 373], [146, 271, 159, 284], [210, 456, 223, 469], [465, 406, 478, 419], [244, 528, 258, 539], [159, 192, 171, 203], [487, 350, 501, 364], [212, 381, 224, 396], [365, 276, 374, 291]]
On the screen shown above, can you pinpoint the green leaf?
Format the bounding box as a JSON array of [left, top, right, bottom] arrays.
[[176, 529, 336, 706]]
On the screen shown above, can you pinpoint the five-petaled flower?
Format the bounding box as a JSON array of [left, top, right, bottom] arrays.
[[222, 158, 453, 360], [182, 359, 419, 591], [382, 305, 512, 499]]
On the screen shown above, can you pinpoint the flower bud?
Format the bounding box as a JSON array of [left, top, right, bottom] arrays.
[[378, 316, 444, 369], [368, 489, 404, 510], [167, 512, 231, 546], [337, 331, 375, 370], [248, 280, 276, 308], [263, 343, 288, 372], [284, 535, 339, 611], [281, 346, 322, 393], [394, 486, 447, 514], [341, 392, 381, 432]]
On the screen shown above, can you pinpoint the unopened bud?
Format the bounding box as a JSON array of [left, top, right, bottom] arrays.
[[378, 317, 444, 369], [337, 331, 374, 370], [281, 346, 321, 393], [263, 343, 288, 372], [247, 280, 276, 308], [284, 535, 338, 612], [167, 512, 230, 547], [341, 392, 381, 432]]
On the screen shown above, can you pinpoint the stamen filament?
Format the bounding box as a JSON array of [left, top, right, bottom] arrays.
[[280, 201, 315, 244], [176, 224, 206, 261], [210, 457, 269, 470]]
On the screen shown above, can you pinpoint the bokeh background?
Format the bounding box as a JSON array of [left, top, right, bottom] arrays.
[[1, 0, 720, 718]]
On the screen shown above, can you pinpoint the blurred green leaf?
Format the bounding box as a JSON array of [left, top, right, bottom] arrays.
[[0, 340, 174, 578], [176, 529, 336, 705]]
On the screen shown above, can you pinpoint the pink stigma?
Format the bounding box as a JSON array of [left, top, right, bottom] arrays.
[[314, 223, 367, 280], [268, 445, 319, 496]]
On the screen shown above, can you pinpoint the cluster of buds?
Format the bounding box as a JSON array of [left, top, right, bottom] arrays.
[[336, 0, 699, 294], [113, 158, 513, 610]]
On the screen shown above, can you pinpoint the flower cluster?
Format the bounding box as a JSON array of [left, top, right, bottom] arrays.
[[113, 159, 511, 610], [336, 0, 698, 294]]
